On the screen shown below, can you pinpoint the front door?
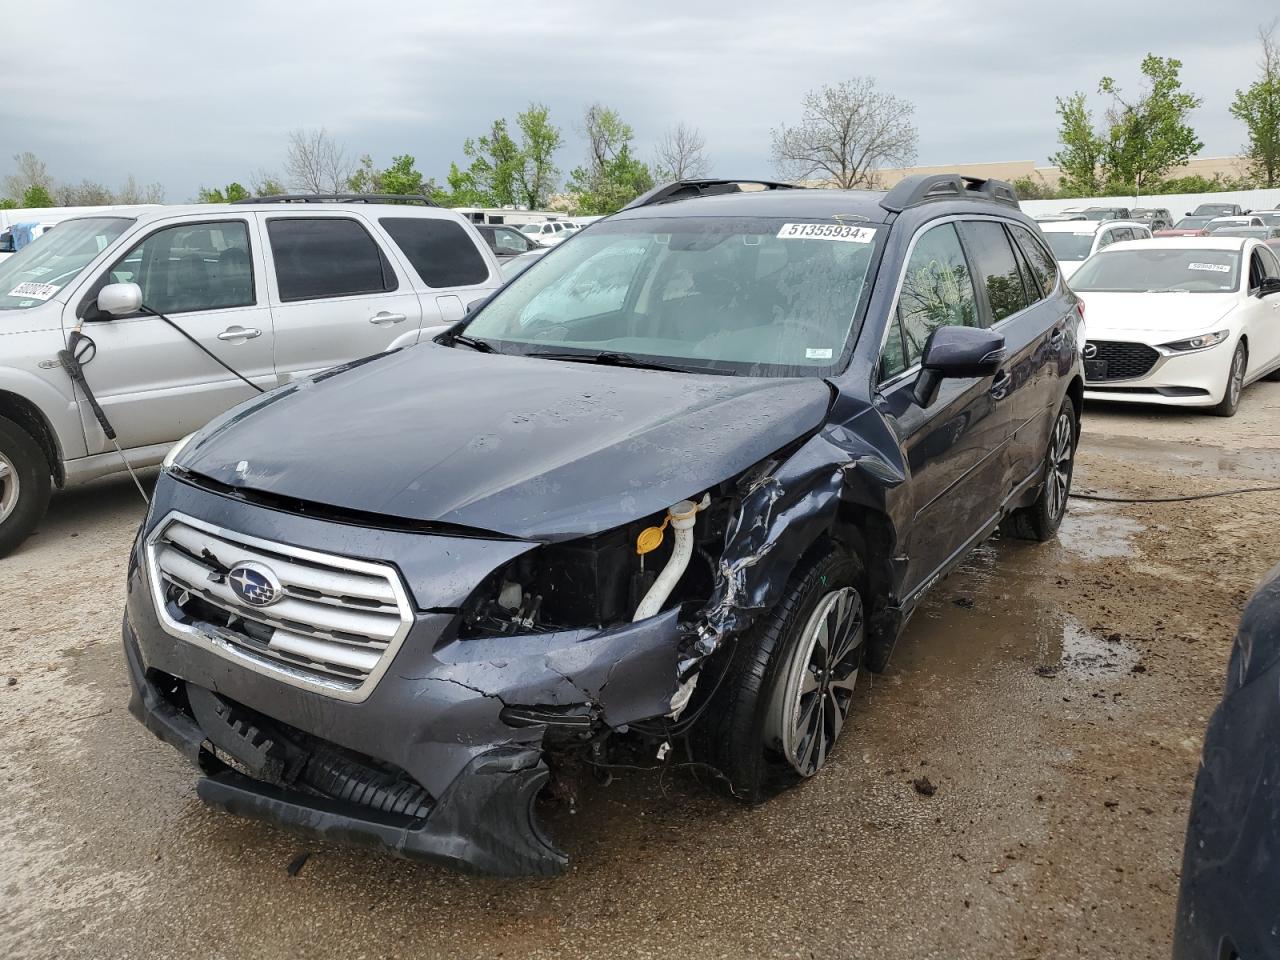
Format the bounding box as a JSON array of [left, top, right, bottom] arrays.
[[68, 216, 275, 454]]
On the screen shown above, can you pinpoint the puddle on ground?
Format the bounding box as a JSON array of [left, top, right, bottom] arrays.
[[1056, 500, 1145, 560]]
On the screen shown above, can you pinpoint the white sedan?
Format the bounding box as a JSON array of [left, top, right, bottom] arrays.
[[1070, 236, 1280, 416]]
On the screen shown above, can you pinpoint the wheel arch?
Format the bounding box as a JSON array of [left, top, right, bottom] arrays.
[[0, 390, 62, 485]]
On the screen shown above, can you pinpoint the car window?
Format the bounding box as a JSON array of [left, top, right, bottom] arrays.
[[1259, 246, 1280, 278], [1248, 248, 1275, 290], [267, 217, 396, 302], [1044, 230, 1095, 261], [957, 220, 1030, 323], [493, 229, 529, 254], [882, 222, 980, 379], [379, 217, 490, 287], [1009, 224, 1058, 297], [112, 220, 254, 315]]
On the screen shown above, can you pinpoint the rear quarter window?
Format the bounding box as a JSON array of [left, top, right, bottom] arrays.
[[267, 217, 397, 301], [379, 217, 491, 287]]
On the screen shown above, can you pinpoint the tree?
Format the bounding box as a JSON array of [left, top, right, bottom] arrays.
[[115, 174, 165, 204], [566, 104, 654, 214], [3, 152, 55, 205], [57, 180, 115, 205], [770, 78, 917, 188], [1098, 55, 1203, 196], [460, 119, 522, 206], [654, 122, 710, 181], [250, 170, 287, 197], [515, 103, 562, 209], [1231, 20, 1280, 188], [21, 184, 54, 208], [380, 155, 427, 195], [197, 182, 250, 203], [347, 154, 381, 194], [284, 127, 352, 194], [1050, 93, 1105, 196]]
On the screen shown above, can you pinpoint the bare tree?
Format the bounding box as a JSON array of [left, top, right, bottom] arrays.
[[57, 180, 114, 205], [115, 174, 165, 204], [284, 127, 353, 194], [3, 151, 55, 202], [654, 123, 710, 181], [771, 78, 918, 188], [249, 168, 287, 196]]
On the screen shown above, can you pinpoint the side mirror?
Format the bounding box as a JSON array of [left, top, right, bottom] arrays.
[[912, 326, 1006, 407], [465, 295, 493, 315], [96, 282, 143, 317]]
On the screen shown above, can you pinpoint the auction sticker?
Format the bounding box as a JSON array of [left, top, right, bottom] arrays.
[[7, 281, 59, 300], [1188, 262, 1230, 273], [777, 223, 876, 243]]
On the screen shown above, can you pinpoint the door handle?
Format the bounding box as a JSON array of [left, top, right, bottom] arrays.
[[990, 369, 1011, 400], [369, 311, 407, 325], [217, 326, 261, 341]]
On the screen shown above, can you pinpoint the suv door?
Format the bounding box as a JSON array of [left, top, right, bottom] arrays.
[[376, 215, 498, 324], [262, 213, 425, 381], [875, 220, 1012, 593], [70, 216, 275, 454]]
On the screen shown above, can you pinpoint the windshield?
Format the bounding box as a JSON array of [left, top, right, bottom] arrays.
[[463, 215, 885, 376], [1214, 228, 1268, 239], [1259, 213, 1280, 227], [1044, 231, 1095, 261], [519, 223, 542, 234], [1080, 210, 1118, 220], [1195, 205, 1236, 216], [1205, 219, 1255, 233], [0, 217, 131, 310], [1070, 248, 1240, 293], [1174, 217, 1210, 230]]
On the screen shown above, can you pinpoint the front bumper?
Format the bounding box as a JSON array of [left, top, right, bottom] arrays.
[[124, 476, 684, 876], [1083, 335, 1235, 407]]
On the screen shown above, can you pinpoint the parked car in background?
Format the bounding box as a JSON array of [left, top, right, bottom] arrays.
[[1070, 236, 1280, 416], [519, 220, 573, 245], [1211, 226, 1280, 244], [1130, 207, 1173, 231], [1189, 202, 1244, 218], [1173, 563, 1280, 960], [1039, 219, 1153, 279], [475, 223, 543, 257], [1205, 215, 1265, 233], [122, 174, 1083, 876], [0, 221, 56, 262], [498, 246, 550, 280], [0, 195, 501, 556], [1255, 210, 1280, 227], [1157, 215, 1213, 237], [1078, 206, 1132, 220]]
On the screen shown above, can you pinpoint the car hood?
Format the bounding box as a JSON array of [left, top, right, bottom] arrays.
[[181, 344, 833, 542], [1075, 291, 1239, 335]]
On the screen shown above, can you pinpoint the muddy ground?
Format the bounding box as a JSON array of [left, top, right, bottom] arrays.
[[2, 383, 1278, 960]]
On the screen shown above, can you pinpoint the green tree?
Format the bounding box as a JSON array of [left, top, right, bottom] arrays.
[[0, 199, 16, 210], [347, 154, 381, 193], [196, 182, 250, 204], [1098, 54, 1203, 196], [515, 103, 563, 209], [21, 184, 54, 208], [460, 119, 522, 206], [1231, 21, 1280, 188], [380, 155, 426, 195], [1050, 93, 1105, 195], [566, 104, 654, 214]]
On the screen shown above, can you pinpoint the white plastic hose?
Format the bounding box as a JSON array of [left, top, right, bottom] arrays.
[[633, 496, 708, 621]]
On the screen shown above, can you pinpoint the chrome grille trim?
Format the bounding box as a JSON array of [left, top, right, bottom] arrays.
[[144, 511, 414, 702]]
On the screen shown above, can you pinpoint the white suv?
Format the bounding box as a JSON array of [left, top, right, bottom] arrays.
[[1039, 219, 1153, 280], [0, 196, 501, 555]]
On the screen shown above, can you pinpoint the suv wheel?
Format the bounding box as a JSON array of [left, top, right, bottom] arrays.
[[0, 416, 52, 558], [691, 548, 865, 803], [1210, 342, 1247, 417], [1000, 398, 1077, 543]]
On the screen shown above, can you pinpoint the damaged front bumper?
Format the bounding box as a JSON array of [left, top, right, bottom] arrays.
[[124, 478, 684, 877]]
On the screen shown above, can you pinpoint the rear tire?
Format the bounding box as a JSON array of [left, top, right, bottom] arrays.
[[690, 548, 866, 804], [1209, 342, 1247, 417], [1000, 398, 1077, 543], [0, 416, 52, 558]]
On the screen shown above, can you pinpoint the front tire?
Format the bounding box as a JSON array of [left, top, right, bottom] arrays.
[[0, 416, 52, 558], [1210, 341, 1247, 417], [1001, 398, 1077, 543], [690, 548, 866, 803]]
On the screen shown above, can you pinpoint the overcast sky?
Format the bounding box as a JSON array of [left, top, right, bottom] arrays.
[[5, 0, 1276, 201]]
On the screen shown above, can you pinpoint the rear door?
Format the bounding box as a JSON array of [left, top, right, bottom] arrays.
[[69, 215, 275, 454], [261, 213, 425, 382], [376, 214, 499, 326], [875, 219, 1011, 592]]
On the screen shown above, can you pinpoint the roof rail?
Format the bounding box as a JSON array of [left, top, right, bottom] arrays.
[[879, 174, 1020, 214], [622, 178, 801, 211], [231, 193, 438, 206]]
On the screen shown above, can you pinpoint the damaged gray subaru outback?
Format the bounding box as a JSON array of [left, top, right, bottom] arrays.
[[124, 175, 1083, 876]]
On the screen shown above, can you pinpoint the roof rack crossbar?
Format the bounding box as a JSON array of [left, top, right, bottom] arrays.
[[230, 193, 438, 206], [879, 174, 1020, 214], [622, 178, 802, 211]]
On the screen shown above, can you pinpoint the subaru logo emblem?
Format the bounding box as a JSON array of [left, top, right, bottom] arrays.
[[228, 561, 282, 607], [1082, 342, 1097, 359]]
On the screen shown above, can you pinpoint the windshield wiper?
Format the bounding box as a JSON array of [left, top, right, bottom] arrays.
[[448, 332, 493, 352], [524, 350, 717, 374]]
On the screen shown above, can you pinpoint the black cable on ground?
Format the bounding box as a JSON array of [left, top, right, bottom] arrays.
[[1071, 485, 1280, 504]]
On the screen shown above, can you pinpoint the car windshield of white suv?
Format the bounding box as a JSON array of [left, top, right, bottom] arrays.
[[1070, 248, 1241, 293], [461, 215, 884, 376], [519, 223, 542, 235], [0, 217, 132, 310], [1044, 231, 1095, 261]]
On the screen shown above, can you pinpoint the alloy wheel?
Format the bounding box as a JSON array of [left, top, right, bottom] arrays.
[[1228, 347, 1245, 408], [775, 586, 865, 777], [1046, 410, 1074, 522], [0, 453, 19, 526]]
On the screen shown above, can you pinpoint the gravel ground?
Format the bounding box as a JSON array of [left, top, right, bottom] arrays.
[[2, 381, 1278, 960]]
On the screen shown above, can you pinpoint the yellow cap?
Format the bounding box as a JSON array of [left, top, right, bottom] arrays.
[[636, 520, 668, 555]]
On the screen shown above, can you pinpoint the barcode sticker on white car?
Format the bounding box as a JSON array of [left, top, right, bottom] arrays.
[[805, 347, 833, 359], [1188, 262, 1231, 273], [777, 223, 877, 243], [7, 281, 59, 300]]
